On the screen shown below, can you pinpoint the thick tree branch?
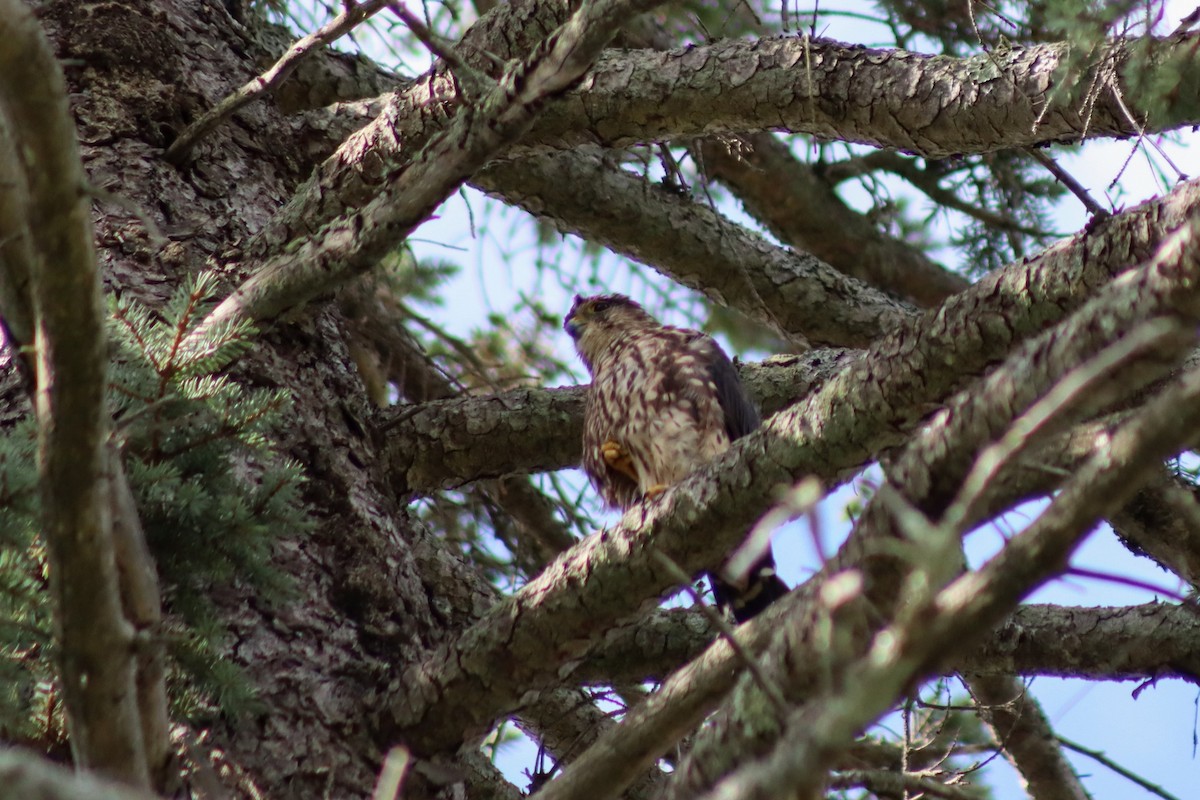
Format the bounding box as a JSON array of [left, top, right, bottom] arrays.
[[198, 0, 665, 335], [581, 604, 1200, 686], [528, 208, 1200, 800], [382, 349, 853, 495], [961, 603, 1200, 681], [694, 339, 1200, 800], [0, 2, 151, 787], [532, 34, 1200, 156], [478, 151, 914, 347]]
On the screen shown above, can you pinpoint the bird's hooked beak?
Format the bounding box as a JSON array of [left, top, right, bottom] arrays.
[[563, 294, 585, 340]]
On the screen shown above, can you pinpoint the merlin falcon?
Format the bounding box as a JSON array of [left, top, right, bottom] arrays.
[[564, 293, 788, 621]]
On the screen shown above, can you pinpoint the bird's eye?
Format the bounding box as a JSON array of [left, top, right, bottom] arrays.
[[592, 300, 611, 313]]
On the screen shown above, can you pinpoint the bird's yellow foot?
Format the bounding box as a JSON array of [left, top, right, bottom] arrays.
[[601, 440, 639, 484]]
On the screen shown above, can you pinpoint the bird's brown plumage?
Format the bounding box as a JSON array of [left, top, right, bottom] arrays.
[[564, 293, 786, 621]]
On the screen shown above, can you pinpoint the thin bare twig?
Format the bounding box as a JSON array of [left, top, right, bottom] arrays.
[[389, 2, 486, 92], [829, 769, 983, 800], [1057, 734, 1184, 800], [1026, 147, 1111, 219]]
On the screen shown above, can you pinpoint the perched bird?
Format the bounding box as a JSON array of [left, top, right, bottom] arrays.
[[564, 293, 788, 621]]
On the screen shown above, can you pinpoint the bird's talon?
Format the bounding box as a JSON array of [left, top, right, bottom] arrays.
[[601, 439, 639, 483], [601, 439, 625, 464]]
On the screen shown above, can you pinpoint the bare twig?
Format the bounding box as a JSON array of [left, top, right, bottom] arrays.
[[964, 675, 1092, 800], [1026, 148, 1111, 218], [1057, 734, 1183, 800], [853, 150, 1052, 237]]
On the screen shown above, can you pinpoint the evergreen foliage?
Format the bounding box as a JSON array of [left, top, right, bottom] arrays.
[[0, 272, 309, 742]]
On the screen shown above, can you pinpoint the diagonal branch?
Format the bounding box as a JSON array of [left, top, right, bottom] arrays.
[[165, 0, 396, 162], [195, 0, 666, 338], [579, 603, 1200, 686], [527, 201, 1200, 800], [477, 151, 915, 347], [696, 134, 970, 308], [699, 347, 1200, 800]]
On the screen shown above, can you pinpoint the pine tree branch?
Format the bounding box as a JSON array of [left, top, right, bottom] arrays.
[[196, 0, 667, 336], [529, 33, 1200, 157], [0, 2, 153, 788], [668, 220, 1200, 798], [691, 341, 1200, 800], [580, 604, 1200, 686], [477, 151, 914, 347]]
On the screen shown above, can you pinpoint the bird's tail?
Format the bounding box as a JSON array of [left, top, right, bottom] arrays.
[[710, 551, 789, 623]]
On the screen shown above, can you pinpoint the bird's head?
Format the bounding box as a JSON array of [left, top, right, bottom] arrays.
[[564, 293, 659, 372]]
